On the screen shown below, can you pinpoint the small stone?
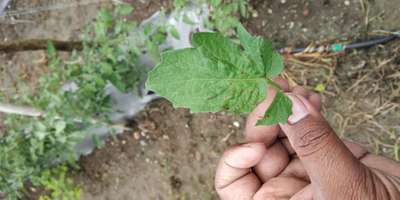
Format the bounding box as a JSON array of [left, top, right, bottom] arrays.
[[141, 131, 146, 137], [267, 9, 273, 14], [233, 121, 240, 128], [139, 140, 147, 146], [252, 10, 258, 18], [162, 134, 170, 140], [281, 0, 287, 4], [133, 131, 140, 140], [195, 151, 202, 161], [344, 0, 350, 6], [288, 21, 295, 29], [303, 8, 310, 16], [302, 28, 308, 32], [121, 140, 126, 145], [262, 20, 267, 27], [139, 120, 156, 132], [145, 158, 150, 163]]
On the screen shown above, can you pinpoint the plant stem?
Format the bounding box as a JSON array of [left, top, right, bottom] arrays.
[[266, 77, 283, 91]]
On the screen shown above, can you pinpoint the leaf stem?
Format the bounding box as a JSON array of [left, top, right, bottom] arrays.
[[266, 78, 283, 92]]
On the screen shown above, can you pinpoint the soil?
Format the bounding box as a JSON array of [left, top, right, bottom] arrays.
[[76, 100, 243, 200], [0, 0, 399, 199]]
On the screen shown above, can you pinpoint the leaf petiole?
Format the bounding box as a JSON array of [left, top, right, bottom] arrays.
[[265, 77, 283, 92]]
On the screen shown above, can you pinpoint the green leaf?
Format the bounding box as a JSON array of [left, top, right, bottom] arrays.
[[192, 32, 249, 69], [147, 25, 289, 125], [55, 121, 67, 135], [183, 14, 196, 25], [143, 24, 153, 36], [169, 26, 180, 40], [237, 24, 273, 76], [116, 4, 134, 16], [174, 0, 188, 9], [34, 131, 48, 140], [256, 91, 292, 125], [314, 83, 326, 93], [147, 48, 267, 113], [47, 41, 56, 59], [97, 9, 113, 26], [270, 52, 284, 77]]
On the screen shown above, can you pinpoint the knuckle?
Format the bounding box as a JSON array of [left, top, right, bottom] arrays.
[[291, 117, 332, 156]]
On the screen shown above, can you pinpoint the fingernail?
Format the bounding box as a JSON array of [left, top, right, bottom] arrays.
[[287, 93, 310, 124]]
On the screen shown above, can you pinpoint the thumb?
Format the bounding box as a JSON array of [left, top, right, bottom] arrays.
[[280, 93, 368, 199]]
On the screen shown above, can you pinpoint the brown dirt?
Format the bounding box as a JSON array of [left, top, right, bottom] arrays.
[[76, 100, 243, 200], [0, 0, 399, 199]]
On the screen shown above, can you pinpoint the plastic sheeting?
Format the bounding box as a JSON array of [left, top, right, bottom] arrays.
[[0, 0, 11, 16]]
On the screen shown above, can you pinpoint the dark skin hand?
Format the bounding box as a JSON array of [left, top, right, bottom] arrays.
[[215, 78, 400, 200]]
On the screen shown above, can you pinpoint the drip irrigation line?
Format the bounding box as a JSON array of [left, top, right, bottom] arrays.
[[0, 33, 399, 54], [278, 33, 400, 54]]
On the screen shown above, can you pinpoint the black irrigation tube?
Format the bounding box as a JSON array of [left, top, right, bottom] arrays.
[[0, 33, 399, 54], [277, 33, 400, 54]]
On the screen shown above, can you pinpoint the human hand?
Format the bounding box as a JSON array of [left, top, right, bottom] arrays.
[[215, 78, 400, 199]]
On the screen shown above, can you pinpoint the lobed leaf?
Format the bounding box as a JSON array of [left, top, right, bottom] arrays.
[[147, 24, 292, 125]]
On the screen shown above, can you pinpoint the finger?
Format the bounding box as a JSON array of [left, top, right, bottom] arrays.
[[280, 158, 309, 181], [361, 154, 400, 177], [279, 93, 368, 199], [281, 137, 295, 155], [292, 86, 310, 98], [308, 92, 321, 111], [253, 176, 309, 200], [290, 184, 313, 200], [215, 143, 266, 199], [245, 77, 289, 145], [280, 140, 386, 181], [341, 140, 400, 177], [277, 90, 321, 139], [254, 142, 289, 182], [292, 85, 322, 111], [343, 140, 368, 159], [342, 140, 400, 177]]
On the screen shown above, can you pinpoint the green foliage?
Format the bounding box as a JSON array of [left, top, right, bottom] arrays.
[[143, 21, 169, 62], [32, 165, 81, 200], [147, 25, 292, 125], [0, 4, 141, 199], [174, 0, 251, 34], [174, 0, 189, 9], [205, 0, 250, 34], [256, 92, 292, 125]]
